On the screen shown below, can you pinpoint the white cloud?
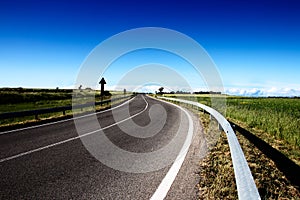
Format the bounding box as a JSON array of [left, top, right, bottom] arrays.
[[225, 87, 300, 97]]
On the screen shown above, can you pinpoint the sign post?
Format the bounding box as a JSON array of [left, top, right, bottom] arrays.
[[99, 77, 106, 96], [99, 77, 106, 104]]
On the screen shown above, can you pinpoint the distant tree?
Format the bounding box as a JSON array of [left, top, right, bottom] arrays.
[[18, 87, 23, 93], [158, 87, 164, 94], [103, 90, 112, 96], [176, 90, 190, 94], [78, 85, 83, 92]]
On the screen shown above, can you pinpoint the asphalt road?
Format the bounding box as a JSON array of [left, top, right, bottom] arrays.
[[0, 95, 204, 199]]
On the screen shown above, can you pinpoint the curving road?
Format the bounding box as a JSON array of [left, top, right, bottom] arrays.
[[0, 95, 204, 199]]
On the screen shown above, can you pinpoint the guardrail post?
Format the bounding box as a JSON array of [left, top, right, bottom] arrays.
[[218, 123, 223, 131], [231, 124, 236, 132], [63, 110, 66, 115]]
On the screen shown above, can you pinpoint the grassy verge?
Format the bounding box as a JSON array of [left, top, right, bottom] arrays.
[[229, 118, 300, 166], [197, 111, 237, 199], [196, 110, 300, 199], [0, 99, 72, 113], [0, 88, 131, 128], [0, 104, 109, 129]]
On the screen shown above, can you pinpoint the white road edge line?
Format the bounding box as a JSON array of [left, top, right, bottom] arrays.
[[149, 96, 194, 200], [0, 96, 148, 163], [0, 96, 136, 135]]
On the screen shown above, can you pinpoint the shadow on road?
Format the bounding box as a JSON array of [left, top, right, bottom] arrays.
[[230, 122, 300, 190]]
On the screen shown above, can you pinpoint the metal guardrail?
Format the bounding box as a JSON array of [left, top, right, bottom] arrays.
[[159, 96, 261, 200], [0, 95, 133, 120]]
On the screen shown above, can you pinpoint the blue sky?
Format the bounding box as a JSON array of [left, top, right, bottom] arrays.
[[1, 0, 300, 96]]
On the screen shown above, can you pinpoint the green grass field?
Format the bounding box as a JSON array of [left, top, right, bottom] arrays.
[[226, 96, 300, 147]]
